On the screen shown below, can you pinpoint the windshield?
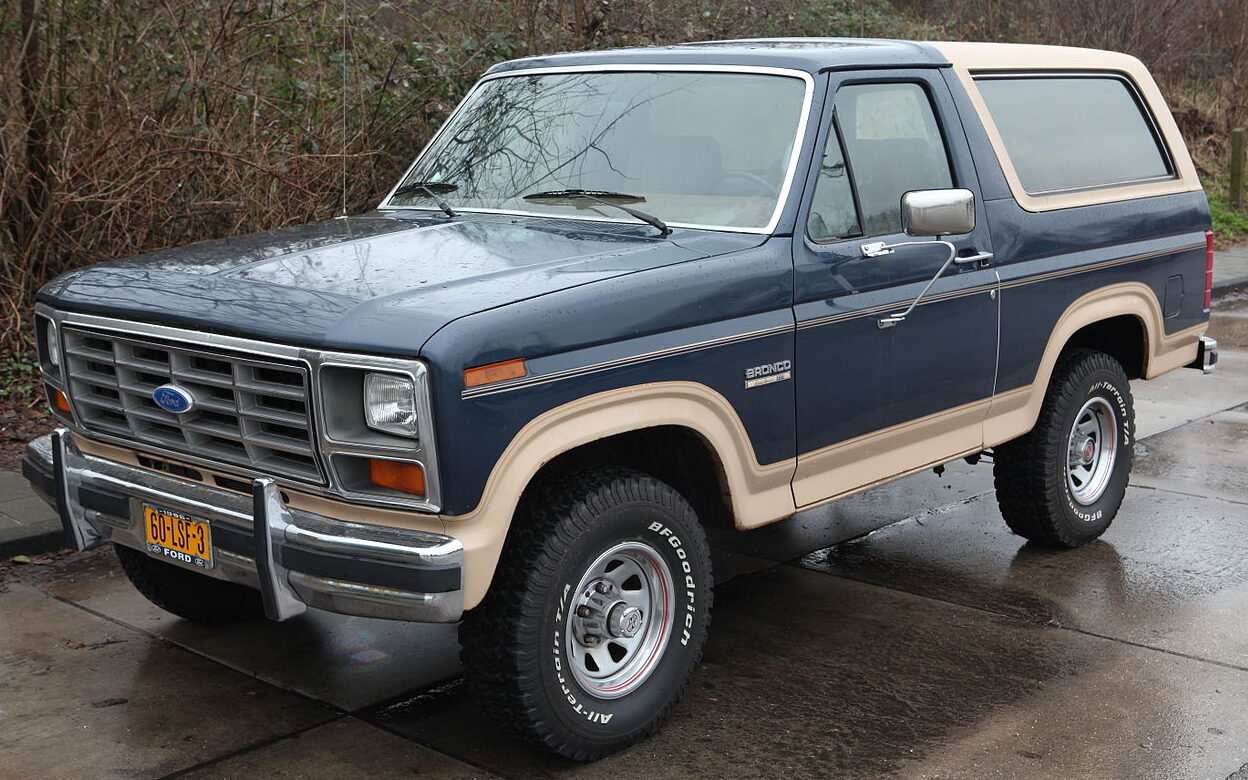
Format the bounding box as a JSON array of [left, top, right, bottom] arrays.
[[384, 70, 810, 231]]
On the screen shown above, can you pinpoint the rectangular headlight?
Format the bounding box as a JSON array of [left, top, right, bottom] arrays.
[[363, 372, 418, 437], [36, 315, 61, 376], [46, 324, 61, 367]]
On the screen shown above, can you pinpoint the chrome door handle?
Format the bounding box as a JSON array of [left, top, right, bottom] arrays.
[[954, 251, 994, 266]]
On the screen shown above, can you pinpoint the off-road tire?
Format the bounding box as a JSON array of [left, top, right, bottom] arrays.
[[115, 544, 265, 624], [993, 348, 1134, 547], [458, 467, 713, 761]]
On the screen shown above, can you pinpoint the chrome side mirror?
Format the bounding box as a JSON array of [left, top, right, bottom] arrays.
[[861, 189, 981, 328], [901, 188, 975, 237]]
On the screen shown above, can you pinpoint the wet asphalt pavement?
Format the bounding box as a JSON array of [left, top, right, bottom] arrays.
[[3, 295, 1248, 779]]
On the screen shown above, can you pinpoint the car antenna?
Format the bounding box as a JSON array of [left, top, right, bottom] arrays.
[[338, 0, 348, 219]]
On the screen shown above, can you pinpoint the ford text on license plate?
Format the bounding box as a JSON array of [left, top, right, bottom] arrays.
[[143, 505, 213, 569]]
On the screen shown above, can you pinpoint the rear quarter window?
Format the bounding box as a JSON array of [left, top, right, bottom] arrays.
[[974, 75, 1173, 195]]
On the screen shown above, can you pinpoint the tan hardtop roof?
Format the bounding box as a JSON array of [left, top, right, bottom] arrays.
[[930, 41, 1200, 212], [929, 41, 1147, 73]]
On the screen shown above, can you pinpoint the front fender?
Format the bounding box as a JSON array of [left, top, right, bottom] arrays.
[[443, 381, 797, 609]]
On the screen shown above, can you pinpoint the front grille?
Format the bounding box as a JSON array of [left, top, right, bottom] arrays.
[[62, 327, 323, 483]]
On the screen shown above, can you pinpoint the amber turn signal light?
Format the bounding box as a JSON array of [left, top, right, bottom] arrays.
[[368, 458, 426, 496], [463, 358, 526, 388], [53, 390, 71, 414]]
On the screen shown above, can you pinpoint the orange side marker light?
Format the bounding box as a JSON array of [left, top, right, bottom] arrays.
[[463, 358, 527, 388]]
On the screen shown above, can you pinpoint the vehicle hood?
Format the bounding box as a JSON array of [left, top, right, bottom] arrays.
[[38, 212, 764, 355]]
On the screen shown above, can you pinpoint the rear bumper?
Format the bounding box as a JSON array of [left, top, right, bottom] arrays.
[[23, 430, 463, 623], [1187, 335, 1218, 374]]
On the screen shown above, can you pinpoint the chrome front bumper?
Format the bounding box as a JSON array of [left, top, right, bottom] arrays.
[[23, 430, 463, 623]]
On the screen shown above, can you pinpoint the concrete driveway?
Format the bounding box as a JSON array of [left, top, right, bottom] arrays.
[[3, 294, 1248, 779]]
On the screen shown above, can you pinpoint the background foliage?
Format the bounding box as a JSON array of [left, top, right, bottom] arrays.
[[3, 0, 1247, 358]]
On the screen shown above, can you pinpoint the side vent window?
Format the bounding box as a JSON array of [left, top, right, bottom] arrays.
[[807, 127, 860, 242]]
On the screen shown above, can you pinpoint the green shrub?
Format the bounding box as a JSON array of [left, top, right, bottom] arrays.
[[1208, 188, 1248, 245]]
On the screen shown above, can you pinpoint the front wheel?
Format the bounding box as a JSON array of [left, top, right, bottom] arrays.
[[458, 468, 713, 760], [115, 544, 265, 624], [993, 348, 1135, 547]]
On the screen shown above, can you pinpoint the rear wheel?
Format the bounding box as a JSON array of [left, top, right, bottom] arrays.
[[458, 468, 712, 760], [993, 348, 1134, 547], [115, 544, 265, 624]]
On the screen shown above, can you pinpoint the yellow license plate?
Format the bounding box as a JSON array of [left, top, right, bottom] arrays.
[[143, 505, 213, 569]]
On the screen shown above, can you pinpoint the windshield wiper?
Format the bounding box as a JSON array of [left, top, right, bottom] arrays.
[[523, 189, 670, 236], [391, 181, 458, 218]]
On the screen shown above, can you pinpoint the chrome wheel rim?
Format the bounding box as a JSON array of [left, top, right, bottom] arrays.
[[566, 541, 674, 700], [1066, 396, 1118, 506]]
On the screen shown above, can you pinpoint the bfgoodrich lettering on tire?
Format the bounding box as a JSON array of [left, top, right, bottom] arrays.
[[993, 348, 1135, 547], [458, 467, 713, 760]]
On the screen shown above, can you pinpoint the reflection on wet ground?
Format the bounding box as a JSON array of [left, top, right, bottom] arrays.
[[3, 298, 1248, 778]]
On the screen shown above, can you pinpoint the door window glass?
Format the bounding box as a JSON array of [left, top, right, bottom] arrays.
[[805, 81, 969, 290], [836, 83, 953, 236]]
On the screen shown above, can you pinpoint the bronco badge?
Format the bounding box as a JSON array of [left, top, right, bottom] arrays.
[[744, 360, 792, 388]]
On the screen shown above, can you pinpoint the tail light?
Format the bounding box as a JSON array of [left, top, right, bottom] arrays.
[[1204, 229, 1215, 310]]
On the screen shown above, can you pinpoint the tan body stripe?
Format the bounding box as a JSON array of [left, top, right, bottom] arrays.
[[790, 395, 990, 509]]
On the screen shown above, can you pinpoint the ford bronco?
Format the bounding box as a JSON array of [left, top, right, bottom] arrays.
[[24, 39, 1218, 759]]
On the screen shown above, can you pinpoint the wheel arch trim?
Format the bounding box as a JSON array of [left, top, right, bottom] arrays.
[[446, 381, 796, 609], [985, 282, 1204, 446]]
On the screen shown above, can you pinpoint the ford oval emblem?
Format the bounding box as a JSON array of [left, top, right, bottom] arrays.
[[152, 384, 195, 414]]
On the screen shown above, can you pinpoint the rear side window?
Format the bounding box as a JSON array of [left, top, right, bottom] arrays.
[[975, 75, 1172, 195]]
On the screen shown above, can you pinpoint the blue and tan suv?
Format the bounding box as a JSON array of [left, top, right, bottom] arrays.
[[23, 38, 1217, 759]]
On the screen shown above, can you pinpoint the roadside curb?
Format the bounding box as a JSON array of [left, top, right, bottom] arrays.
[[0, 466, 65, 559], [1214, 246, 1248, 297], [1213, 277, 1248, 296], [0, 528, 67, 560]]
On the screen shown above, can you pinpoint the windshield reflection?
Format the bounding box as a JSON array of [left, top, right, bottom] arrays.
[[387, 70, 809, 231]]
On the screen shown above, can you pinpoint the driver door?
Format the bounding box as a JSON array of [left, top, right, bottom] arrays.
[[791, 71, 999, 506]]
